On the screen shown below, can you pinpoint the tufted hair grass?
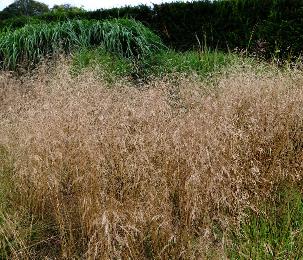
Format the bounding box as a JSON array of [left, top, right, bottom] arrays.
[[0, 60, 302, 258]]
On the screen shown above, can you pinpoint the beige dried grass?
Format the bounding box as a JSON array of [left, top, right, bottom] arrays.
[[0, 61, 302, 259]]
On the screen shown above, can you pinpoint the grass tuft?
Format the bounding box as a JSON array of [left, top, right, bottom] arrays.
[[0, 18, 165, 70], [71, 48, 243, 83], [0, 59, 302, 258], [228, 187, 303, 259]]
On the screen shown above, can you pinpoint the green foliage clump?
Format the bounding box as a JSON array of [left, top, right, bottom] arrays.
[[227, 187, 303, 259], [0, 16, 40, 32], [72, 47, 241, 82], [145, 49, 239, 77], [93, 18, 165, 59], [72, 47, 133, 81], [0, 18, 165, 70]]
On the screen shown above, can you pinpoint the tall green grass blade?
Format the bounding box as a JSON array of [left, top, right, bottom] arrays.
[[0, 18, 165, 70]]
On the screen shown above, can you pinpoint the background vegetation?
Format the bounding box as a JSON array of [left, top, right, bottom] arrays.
[[1, 0, 303, 58], [0, 18, 165, 70]]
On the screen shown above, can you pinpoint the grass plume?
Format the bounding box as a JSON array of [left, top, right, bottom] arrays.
[[0, 61, 302, 258]]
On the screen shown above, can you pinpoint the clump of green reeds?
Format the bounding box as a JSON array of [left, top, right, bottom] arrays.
[[0, 18, 165, 70]]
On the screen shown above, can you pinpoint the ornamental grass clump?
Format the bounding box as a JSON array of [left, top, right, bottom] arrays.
[[0, 18, 165, 70], [0, 61, 302, 258]]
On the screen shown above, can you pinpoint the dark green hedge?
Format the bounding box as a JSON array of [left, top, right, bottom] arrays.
[[151, 0, 303, 58], [1, 0, 303, 58]]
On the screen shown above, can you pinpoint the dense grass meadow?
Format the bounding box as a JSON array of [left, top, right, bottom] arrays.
[[0, 13, 303, 260]]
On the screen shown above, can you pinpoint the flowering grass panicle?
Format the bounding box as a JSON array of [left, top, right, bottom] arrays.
[[0, 61, 302, 258]]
